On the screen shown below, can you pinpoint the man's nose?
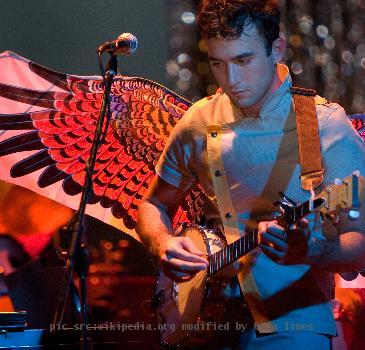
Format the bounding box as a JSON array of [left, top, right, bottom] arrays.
[[226, 63, 239, 87]]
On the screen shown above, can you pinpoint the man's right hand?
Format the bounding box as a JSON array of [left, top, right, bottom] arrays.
[[137, 176, 208, 282], [159, 236, 209, 282]]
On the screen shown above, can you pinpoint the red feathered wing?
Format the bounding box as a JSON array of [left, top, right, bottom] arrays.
[[348, 114, 365, 141], [0, 51, 204, 241]]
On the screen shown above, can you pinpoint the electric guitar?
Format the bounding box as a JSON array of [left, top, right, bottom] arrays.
[[152, 172, 365, 349]]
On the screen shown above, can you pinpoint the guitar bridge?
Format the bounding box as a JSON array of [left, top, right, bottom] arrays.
[[206, 238, 222, 245]]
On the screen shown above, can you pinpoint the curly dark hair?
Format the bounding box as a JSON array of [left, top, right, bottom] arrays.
[[197, 0, 280, 55]]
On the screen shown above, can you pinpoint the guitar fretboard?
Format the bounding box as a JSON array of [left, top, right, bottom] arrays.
[[208, 230, 258, 276], [207, 197, 324, 276]]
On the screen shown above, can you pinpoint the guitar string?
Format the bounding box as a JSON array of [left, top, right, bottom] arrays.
[[207, 200, 312, 275]]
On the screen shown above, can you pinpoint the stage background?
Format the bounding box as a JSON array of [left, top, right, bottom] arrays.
[[0, 0, 169, 83], [168, 0, 365, 113]]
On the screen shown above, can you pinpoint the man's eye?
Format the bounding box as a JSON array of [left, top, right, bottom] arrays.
[[237, 57, 250, 65], [210, 61, 222, 67]]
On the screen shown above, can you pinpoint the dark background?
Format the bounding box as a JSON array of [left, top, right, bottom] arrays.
[[1, 0, 364, 110], [0, 0, 169, 83]]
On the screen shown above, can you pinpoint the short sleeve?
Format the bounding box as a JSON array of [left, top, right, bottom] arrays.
[[155, 107, 198, 191], [319, 104, 365, 184]]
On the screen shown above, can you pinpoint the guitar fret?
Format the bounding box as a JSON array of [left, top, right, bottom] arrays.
[[209, 254, 213, 275], [215, 251, 219, 273], [228, 244, 232, 264], [215, 252, 217, 272], [232, 241, 236, 263], [234, 240, 238, 259], [215, 251, 218, 272]]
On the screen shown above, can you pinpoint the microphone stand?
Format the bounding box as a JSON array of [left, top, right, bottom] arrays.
[[52, 52, 118, 350]]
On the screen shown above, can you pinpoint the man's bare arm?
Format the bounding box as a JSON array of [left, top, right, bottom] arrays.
[[258, 207, 365, 271], [136, 176, 208, 281], [308, 209, 365, 271]]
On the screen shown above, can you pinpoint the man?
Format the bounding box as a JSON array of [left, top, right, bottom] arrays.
[[137, 0, 365, 349]]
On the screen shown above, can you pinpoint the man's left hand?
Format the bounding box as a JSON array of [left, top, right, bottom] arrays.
[[258, 219, 311, 264]]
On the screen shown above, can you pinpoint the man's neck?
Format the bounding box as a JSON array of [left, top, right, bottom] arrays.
[[239, 70, 282, 119]]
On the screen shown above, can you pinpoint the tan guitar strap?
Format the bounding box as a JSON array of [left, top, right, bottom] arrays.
[[206, 124, 276, 333], [206, 125, 241, 241], [205, 86, 324, 332], [291, 87, 324, 191]]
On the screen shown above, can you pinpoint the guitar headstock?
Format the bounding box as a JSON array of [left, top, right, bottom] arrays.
[[276, 172, 365, 229], [317, 171, 365, 217]]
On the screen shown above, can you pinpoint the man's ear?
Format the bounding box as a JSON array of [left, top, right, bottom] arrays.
[[271, 37, 286, 63]]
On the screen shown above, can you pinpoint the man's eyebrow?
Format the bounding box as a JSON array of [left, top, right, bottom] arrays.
[[208, 52, 254, 61]]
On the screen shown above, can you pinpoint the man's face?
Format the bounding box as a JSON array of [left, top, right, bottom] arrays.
[[206, 25, 284, 116]]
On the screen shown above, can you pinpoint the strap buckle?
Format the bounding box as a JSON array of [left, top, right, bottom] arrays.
[[300, 169, 324, 191]]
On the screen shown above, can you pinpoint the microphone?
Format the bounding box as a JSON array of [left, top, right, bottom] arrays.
[[97, 33, 138, 55]]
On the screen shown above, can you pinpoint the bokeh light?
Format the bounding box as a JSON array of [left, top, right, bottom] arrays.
[[166, 0, 365, 112]]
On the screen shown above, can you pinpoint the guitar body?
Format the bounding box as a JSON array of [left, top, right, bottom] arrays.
[[153, 225, 241, 349]]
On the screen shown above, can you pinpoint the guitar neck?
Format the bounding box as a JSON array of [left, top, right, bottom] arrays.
[[207, 230, 258, 276], [207, 198, 322, 276], [207, 173, 365, 277]]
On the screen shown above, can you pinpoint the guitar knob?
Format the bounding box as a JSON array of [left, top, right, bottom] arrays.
[[334, 178, 342, 185], [348, 209, 360, 220]]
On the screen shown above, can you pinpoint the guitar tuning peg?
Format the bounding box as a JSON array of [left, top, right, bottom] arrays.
[[326, 212, 340, 225], [348, 209, 360, 220], [334, 178, 342, 185], [278, 191, 297, 206], [333, 214, 340, 225]]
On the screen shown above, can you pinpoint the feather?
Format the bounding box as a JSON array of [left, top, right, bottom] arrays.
[[0, 51, 202, 239]]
